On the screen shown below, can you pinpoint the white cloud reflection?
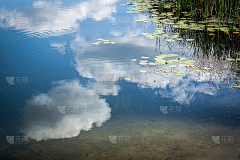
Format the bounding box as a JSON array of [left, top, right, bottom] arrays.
[[0, 0, 118, 37], [73, 43, 216, 105], [20, 80, 111, 141], [15, 0, 238, 142], [68, 26, 238, 105]]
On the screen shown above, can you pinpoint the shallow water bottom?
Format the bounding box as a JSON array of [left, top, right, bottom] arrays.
[[1, 114, 239, 160]]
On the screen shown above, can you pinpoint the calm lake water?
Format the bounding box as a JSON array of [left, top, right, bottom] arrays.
[[0, 0, 240, 159]]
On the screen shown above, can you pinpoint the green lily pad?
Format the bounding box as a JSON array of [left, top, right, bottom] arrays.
[[156, 54, 169, 58], [186, 39, 195, 41], [139, 70, 148, 73], [176, 57, 187, 60], [169, 65, 178, 68], [167, 60, 179, 63], [165, 39, 175, 42], [167, 54, 179, 57], [141, 56, 150, 59], [140, 60, 148, 63], [162, 70, 169, 73], [184, 60, 196, 64], [176, 38, 183, 40], [174, 70, 185, 74], [148, 62, 157, 65], [139, 62, 148, 65]]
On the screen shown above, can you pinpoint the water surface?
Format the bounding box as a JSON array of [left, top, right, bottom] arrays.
[[0, 0, 240, 159]]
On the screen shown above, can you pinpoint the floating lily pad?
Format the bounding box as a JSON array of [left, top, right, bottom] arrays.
[[156, 54, 169, 58], [162, 70, 169, 73], [140, 60, 148, 62], [203, 67, 210, 70], [165, 39, 175, 42], [167, 54, 179, 57], [124, 78, 131, 81], [141, 56, 150, 59], [139, 62, 148, 65], [186, 39, 195, 41], [167, 60, 178, 63], [226, 58, 235, 61], [154, 57, 163, 60], [174, 70, 185, 74], [155, 60, 167, 64], [131, 59, 137, 61], [176, 38, 183, 40], [139, 70, 148, 73], [184, 60, 196, 64], [169, 65, 178, 68], [176, 57, 187, 60], [148, 62, 157, 65]]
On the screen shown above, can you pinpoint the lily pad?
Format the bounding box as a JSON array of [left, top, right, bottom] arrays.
[[186, 39, 195, 41], [184, 60, 196, 64], [176, 38, 183, 40], [139, 62, 148, 65], [176, 57, 187, 60], [148, 62, 157, 65], [174, 70, 185, 74], [167, 60, 178, 63], [141, 56, 150, 59], [139, 70, 148, 73], [169, 65, 178, 68], [162, 70, 169, 73], [165, 39, 175, 42], [167, 54, 179, 57]]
